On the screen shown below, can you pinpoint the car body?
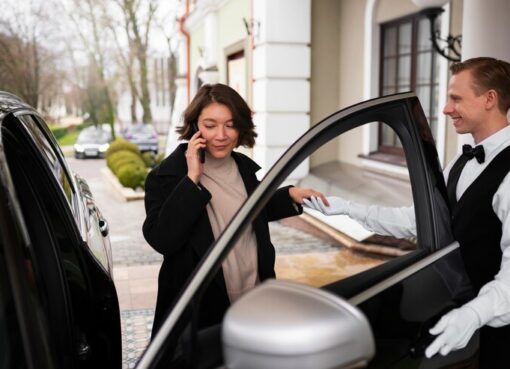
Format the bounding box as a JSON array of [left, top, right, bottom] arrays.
[[74, 126, 113, 158], [0, 91, 121, 369], [122, 123, 159, 154]]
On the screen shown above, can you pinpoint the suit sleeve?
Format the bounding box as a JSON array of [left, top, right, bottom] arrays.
[[265, 185, 302, 222], [142, 170, 211, 256]]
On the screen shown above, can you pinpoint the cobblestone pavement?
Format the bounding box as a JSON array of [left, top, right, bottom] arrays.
[[68, 157, 383, 369]]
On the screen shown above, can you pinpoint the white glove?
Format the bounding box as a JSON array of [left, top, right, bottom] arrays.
[[303, 196, 349, 216], [425, 306, 481, 358]]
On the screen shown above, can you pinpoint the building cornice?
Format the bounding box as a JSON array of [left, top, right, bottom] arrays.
[[185, 0, 229, 32]]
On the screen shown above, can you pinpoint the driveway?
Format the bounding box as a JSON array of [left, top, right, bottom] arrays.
[[68, 157, 385, 368]]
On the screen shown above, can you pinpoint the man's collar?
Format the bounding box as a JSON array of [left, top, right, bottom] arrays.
[[476, 124, 510, 159]]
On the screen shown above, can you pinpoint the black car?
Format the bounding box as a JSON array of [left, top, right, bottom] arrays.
[[0, 91, 121, 369]]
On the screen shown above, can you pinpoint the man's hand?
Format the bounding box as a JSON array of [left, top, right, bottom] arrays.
[[425, 306, 481, 358], [303, 196, 349, 216]]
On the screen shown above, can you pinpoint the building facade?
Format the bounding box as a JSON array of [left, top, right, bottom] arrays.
[[168, 0, 510, 183]]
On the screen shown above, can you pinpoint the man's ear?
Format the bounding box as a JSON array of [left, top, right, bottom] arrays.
[[485, 89, 498, 110]]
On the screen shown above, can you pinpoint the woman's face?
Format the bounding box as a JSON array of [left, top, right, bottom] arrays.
[[197, 102, 239, 159]]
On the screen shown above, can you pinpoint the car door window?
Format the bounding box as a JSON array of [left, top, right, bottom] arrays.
[[16, 114, 75, 208], [271, 123, 417, 288]]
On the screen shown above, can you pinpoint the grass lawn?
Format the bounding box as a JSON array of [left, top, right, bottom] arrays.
[[57, 131, 79, 146]]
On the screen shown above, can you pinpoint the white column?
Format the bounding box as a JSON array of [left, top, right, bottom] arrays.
[[457, 0, 510, 148], [204, 11, 219, 69], [461, 0, 510, 62], [252, 0, 311, 180]]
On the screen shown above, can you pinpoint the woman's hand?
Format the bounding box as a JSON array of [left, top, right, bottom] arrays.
[[288, 187, 329, 206], [186, 130, 207, 183]]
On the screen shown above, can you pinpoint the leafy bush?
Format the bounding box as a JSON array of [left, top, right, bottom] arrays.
[[107, 151, 145, 175], [105, 140, 148, 190], [106, 138, 141, 157], [141, 152, 157, 168], [117, 164, 147, 189], [155, 152, 165, 165], [50, 126, 68, 140]]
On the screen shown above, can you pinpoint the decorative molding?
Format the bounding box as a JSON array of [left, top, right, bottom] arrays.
[[185, 0, 229, 32]]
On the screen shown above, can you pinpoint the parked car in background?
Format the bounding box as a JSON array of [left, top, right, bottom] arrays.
[[0, 91, 121, 369], [74, 126, 113, 158], [122, 123, 159, 154]]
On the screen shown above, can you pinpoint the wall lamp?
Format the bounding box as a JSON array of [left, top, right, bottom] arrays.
[[412, 1, 461, 62], [420, 7, 461, 62]]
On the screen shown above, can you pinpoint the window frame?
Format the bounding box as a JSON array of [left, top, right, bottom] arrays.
[[378, 12, 440, 159]]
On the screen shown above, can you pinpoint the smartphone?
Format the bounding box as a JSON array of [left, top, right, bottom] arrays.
[[192, 122, 205, 163]]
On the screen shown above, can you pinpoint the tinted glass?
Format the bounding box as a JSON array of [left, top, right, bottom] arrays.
[[17, 115, 74, 206]]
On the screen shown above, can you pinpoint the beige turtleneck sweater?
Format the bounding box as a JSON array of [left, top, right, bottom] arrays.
[[200, 152, 259, 303]]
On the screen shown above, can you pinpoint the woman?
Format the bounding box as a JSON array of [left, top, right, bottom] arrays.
[[143, 83, 327, 336]]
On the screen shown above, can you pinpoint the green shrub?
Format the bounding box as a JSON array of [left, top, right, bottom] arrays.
[[106, 138, 141, 157], [107, 150, 145, 175], [50, 126, 68, 140], [155, 153, 165, 165], [117, 164, 147, 189], [142, 152, 157, 168]]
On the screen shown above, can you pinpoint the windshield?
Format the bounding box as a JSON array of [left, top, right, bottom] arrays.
[[77, 129, 111, 144], [126, 124, 155, 135]]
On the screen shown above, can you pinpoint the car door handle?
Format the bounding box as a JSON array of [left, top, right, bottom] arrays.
[[409, 304, 457, 358], [99, 218, 109, 237], [409, 331, 436, 357]]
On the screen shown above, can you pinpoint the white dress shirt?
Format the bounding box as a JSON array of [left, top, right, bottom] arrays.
[[347, 124, 510, 327]]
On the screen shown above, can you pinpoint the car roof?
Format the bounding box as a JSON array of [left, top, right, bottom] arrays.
[[0, 91, 33, 116]]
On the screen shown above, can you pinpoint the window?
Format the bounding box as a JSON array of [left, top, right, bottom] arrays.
[[17, 115, 75, 206], [379, 13, 441, 157]]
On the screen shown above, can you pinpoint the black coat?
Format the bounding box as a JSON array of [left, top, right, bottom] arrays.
[[143, 143, 302, 335]]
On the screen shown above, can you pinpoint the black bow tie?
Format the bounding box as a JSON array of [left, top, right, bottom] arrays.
[[462, 144, 485, 163]]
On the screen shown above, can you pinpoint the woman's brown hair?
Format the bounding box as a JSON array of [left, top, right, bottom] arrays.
[[177, 83, 257, 148]]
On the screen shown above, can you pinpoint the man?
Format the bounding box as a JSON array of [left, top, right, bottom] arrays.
[[305, 57, 510, 366]]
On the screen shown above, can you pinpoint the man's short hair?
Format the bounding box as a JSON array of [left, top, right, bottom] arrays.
[[451, 57, 510, 114]]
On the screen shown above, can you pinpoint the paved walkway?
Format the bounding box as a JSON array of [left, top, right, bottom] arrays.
[[68, 158, 388, 368]]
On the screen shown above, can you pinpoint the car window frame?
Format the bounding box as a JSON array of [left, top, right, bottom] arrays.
[[14, 112, 87, 238], [137, 92, 453, 368]]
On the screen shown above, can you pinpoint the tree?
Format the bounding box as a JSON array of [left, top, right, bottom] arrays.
[[114, 0, 158, 124], [63, 0, 117, 136], [0, 2, 60, 109]]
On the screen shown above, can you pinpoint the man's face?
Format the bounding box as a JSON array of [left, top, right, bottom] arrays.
[[443, 70, 489, 141]]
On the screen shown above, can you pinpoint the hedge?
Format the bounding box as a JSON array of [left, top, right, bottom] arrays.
[[105, 138, 149, 190], [106, 138, 141, 157]]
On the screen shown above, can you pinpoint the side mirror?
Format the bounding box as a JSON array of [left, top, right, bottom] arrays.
[[222, 280, 375, 369]]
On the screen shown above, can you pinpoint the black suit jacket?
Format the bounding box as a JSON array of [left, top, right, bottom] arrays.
[[143, 143, 301, 335]]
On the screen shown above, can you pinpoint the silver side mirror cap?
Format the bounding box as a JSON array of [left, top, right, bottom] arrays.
[[222, 279, 375, 369]]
